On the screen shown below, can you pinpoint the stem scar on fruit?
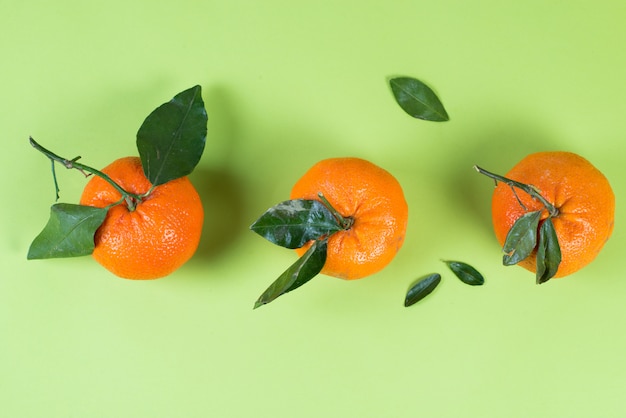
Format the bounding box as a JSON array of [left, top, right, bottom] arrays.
[[317, 192, 354, 230]]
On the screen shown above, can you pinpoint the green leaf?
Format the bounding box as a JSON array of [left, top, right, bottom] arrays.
[[536, 218, 562, 284], [136, 85, 208, 186], [442, 260, 485, 286], [404, 273, 441, 307], [254, 239, 327, 309], [27, 203, 108, 259], [502, 210, 542, 266], [389, 77, 449, 121], [250, 199, 342, 249]]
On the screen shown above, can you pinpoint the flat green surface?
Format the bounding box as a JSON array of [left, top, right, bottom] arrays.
[[2, 1, 625, 417]]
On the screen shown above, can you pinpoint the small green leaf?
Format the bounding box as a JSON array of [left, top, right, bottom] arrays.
[[137, 85, 208, 186], [404, 273, 441, 307], [250, 199, 342, 249], [502, 210, 542, 266], [442, 260, 485, 286], [27, 203, 108, 259], [389, 77, 449, 121], [536, 218, 562, 284], [254, 239, 328, 309]]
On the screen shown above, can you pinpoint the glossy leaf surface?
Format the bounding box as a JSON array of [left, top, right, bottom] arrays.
[[442, 260, 485, 286], [502, 210, 542, 266], [254, 239, 327, 309], [250, 199, 342, 249], [27, 203, 107, 259], [136, 85, 207, 186], [389, 77, 449, 121], [404, 273, 441, 307], [536, 218, 562, 284]]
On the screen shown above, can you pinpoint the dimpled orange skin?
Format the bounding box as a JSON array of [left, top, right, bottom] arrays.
[[491, 151, 614, 278], [79, 157, 204, 280], [290, 157, 408, 280]]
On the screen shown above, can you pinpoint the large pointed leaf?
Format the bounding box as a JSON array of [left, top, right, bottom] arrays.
[[27, 203, 108, 259], [136, 85, 207, 186], [250, 199, 342, 249], [254, 239, 327, 309], [389, 77, 449, 121], [536, 218, 562, 284], [502, 211, 542, 266], [404, 273, 441, 307]]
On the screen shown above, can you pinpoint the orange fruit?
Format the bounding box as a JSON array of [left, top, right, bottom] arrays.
[[290, 157, 408, 280], [491, 151, 614, 277], [79, 156, 203, 279]]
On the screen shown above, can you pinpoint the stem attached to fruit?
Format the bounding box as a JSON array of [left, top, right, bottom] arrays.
[[30, 137, 142, 211], [317, 192, 354, 230], [473, 165, 559, 217]]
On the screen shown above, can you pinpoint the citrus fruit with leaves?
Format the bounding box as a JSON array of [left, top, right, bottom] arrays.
[[79, 157, 203, 279], [477, 151, 614, 282], [290, 157, 409, 279], [250, 157, 408, 308], [27, 85, 208, 280]]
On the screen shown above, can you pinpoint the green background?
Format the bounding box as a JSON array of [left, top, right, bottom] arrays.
[[2, 1, 625, 417]]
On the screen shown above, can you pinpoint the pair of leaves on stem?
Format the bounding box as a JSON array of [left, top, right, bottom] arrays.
[[250, 198, 346, 309], [28, 85, 208, 260], [404, 261, 485, 307], [503, 211, 561, 284]]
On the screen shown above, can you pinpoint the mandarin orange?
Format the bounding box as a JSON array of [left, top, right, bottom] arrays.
[[491, 151, 614, 277], [79, 156, 203, 279], [290, 157, 408, 280]]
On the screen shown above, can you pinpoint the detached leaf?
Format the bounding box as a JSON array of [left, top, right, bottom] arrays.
[[254, 239, 327, 309], [137, 85, 208, 186], [502, 211, 542, 266], [442, 260, 485, 286], [536, 218, 562, 284], [404, 273, 441, 307], [27, 203, 108, 259], [389, 77, 449, 121], [250, 199, 342, 249]]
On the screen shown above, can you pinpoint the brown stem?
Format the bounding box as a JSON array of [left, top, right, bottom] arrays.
[[30, 137, 142, 211], [317, 192, 354, 230], [473, 165, 559, 217]]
